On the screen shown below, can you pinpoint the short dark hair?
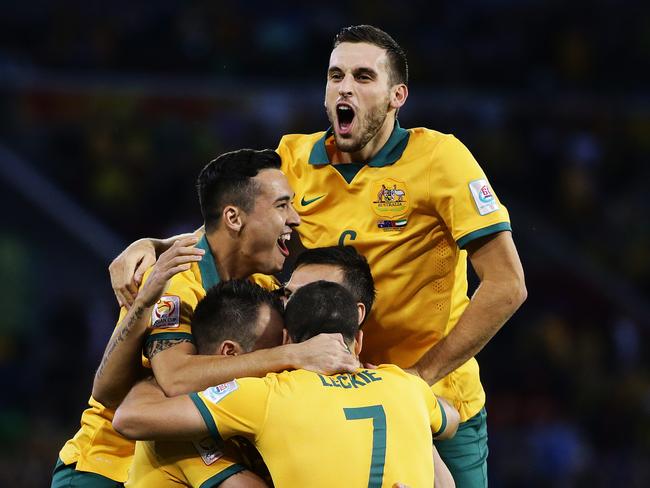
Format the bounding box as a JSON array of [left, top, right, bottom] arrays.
[[293, 245, 375, 324], [197, 149, 281, 232], [192, 279, 283, 354], [333, 25, 408, 86], [285, 281, 359, 344]]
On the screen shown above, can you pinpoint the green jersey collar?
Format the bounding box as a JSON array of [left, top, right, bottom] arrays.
[[196, 235, 221, 289], [308, 120, 410, 167]]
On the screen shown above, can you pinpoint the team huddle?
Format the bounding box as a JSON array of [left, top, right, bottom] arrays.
[[52, 25, 526, 488]]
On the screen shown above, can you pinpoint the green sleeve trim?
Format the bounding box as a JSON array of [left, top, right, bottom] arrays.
[[432, 398, 448, 438], [189, 392, 224, 444], [144, 331, 194, 350], [199, 463, 246, 488], [457, 222, 511, 249]]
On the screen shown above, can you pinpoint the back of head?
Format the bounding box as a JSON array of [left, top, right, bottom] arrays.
[[197, 148, 281, 232], [284, 281, 359, 344], [192, 279, 283, 354], [333, 24, 408, 86], [294, 245, 375, 324]]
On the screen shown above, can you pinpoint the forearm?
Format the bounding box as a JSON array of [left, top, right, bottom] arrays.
[[153, 344, 298, 396], [114, 378, 204, 441], [416, 277, 526, 385], [92, 299, 153, 408]]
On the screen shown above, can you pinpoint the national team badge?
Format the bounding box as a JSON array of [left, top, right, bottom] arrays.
[[193, 436, 224, 466], [469, 179, 499, 215], [203, 380, 239, 405], [371, 178, 409, 218], [151, 295, 180, 328]]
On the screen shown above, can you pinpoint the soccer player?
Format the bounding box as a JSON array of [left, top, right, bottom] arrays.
[[110, 26, 527, 487], [53, 149, 358, 487], [127, 280, 286, 488], [113, 280, 460, 488]]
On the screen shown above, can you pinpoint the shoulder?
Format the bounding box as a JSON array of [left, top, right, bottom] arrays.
[[249, 273, 280, 291], [278, 131, 326, 150], [406, 127, 463, 153]]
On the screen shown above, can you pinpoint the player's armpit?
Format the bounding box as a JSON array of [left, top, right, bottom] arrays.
[[220, 469, 269, 488]]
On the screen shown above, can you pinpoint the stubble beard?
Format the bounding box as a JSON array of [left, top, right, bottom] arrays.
[[326, 96, 391, 155]]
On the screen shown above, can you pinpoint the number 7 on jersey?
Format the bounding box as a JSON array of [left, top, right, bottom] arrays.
[[343, 405, 387, 488]]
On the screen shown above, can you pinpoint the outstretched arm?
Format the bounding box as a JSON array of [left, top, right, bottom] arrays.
[[149, 332, 360, 397], [92, 236, 204, 408], [113, 377, 205, 441], [416, 231, 527, 385], [109, 227, 204, 308]]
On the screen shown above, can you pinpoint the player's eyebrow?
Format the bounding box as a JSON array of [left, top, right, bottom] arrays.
[[352, 67, 378, 79], [274, 195, 292, 204]]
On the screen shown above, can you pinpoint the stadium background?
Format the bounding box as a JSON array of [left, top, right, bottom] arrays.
[[1, 1, 648, 486]]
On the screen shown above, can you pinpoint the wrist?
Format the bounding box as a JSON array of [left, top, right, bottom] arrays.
[[271, 343, 297, 371]]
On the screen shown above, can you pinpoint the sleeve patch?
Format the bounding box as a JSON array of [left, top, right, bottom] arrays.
[[151, 295, 181, 329], [203, 380, 239, 405], [192, 436, 224, 465], [469, 179, 499, 216]]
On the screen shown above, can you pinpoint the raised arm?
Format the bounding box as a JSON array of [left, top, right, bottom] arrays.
[[92, 236, 204, 408], [148, 332, 359, 397], [109, 227, 204, 308], [416, 231, 527, 385]]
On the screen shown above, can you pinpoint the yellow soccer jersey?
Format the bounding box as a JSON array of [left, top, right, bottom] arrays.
[[126, 438, 245, 487], [191, 365, 446, 488], [277, 123, 511, 420], [59, 235, 278, 481]]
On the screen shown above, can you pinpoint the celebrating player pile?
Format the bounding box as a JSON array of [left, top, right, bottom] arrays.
[[54, 25, 525, 488]]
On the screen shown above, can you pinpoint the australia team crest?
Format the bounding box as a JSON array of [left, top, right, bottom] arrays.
[[371, 178, 409, 219]]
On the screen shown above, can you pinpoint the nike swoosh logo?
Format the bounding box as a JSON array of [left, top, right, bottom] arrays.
[[301, 195, 325, 206]]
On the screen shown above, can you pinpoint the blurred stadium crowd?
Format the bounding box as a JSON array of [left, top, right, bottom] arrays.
[[1, 1, 649, 487]]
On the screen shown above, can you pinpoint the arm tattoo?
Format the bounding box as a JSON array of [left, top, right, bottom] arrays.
[[145, 338, 194, 360], [96, 305, 145, 379]]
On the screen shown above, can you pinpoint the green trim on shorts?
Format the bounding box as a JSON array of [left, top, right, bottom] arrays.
[[51, 458, 124, 487], [434, 407, 489, 488], [199, 464, 246, 488]]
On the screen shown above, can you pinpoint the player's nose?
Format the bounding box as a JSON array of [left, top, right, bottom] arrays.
[[287, 203, 300, 227]]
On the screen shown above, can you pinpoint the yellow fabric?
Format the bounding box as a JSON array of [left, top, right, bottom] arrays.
[[278, 129, 510, 420], [126, 439, 242, 487], [59, 256, 278, 481], [195, 365, 443, 488]]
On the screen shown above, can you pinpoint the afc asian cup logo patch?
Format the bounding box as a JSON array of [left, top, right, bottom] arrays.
[[151, 295, 180, 329], [469, 179, 499, 216], [203, 380, 239, 405], [371, 178, 409, 218], [193, 436, 224, 466]]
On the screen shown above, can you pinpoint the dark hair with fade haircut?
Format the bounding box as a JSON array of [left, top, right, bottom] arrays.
[[293, 245, 375, 324], [285, 281, 359, 344], [197, 148, 281, 232], [333, 24, 408, 86], [191, 279, 283, 355]]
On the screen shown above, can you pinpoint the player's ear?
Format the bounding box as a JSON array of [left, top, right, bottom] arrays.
[[219, 340, 245, 356], [282, 329, 293, 345], [222, 205, 243, 232], [356, 302, 366, 326], [389, 83, 408, 110], [353, 330, 363, 356]]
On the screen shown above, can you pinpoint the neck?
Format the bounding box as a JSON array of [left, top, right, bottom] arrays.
[[334, 115, 396, 164], [206, 230, 252, 281]]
